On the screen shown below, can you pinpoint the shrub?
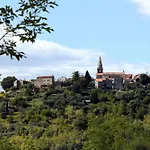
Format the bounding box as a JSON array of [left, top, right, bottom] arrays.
[[11, 96, 28, 108], [74, 118, 88, 130], [7, 116, 14, 124]]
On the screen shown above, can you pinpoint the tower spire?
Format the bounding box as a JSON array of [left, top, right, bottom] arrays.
[[97, 56, 103, 73], [98, 56, 102, 68]]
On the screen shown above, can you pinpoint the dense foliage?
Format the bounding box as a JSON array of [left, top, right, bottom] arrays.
[[0, 72, 150, 149], [1, 76, 17, 91]]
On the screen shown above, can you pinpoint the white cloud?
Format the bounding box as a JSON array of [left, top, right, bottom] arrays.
[[0, 38, 149, 82], [130, 0, 150, 17], [0, 39, 104, 79]]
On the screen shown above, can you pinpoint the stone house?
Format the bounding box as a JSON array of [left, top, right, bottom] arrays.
[[13, 79, 28, 89], [95, 56, 132, 90], [33, 76, 55, 88]]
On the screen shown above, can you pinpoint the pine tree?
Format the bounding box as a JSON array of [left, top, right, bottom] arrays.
[[72, 71, 80, 83], [85, 70, 92, 86]]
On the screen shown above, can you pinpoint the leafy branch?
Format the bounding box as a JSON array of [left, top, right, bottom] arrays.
[[0, 0, 58, 60]]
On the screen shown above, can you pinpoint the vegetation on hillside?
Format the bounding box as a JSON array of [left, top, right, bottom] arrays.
[[0, 72, 150, 149]]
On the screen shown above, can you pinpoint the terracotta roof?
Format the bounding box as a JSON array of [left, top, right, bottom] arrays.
[[96, 78, 112, 82], [123, 74, 132, 79], [96, 72, 125, 75], [37, 76, 54, 79], [96, 78, 104, 82], [96, 72, 132, 80], [133, 74, 140, 80]]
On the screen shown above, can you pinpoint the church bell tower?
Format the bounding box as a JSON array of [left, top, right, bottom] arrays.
[[97, 56, 103, 73]]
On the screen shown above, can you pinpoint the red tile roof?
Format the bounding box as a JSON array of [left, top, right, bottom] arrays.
[[123, 74, 132, 79], [96, 72, 125, 75], [96, 78, 104, 82], [96, 78, 113, 82], [96, 72, 132, 80], [133, 74, 140, 80], [37, 76, 54, 79]]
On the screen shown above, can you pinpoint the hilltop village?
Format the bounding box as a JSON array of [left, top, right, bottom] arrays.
[[95, 57, 139, 90], [0, 57, 150, 149], [11, 56, 140, 91]]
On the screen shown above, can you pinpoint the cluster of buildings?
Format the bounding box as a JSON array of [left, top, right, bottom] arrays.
[[95, 57, 140, 90], [14, 76, 55, 89], [13, 56, 141, 90]]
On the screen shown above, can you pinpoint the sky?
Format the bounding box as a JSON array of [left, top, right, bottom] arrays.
[[1, 0, 150, 81]]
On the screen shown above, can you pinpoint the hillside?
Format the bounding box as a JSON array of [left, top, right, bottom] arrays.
[[0, 76, 150, 150]]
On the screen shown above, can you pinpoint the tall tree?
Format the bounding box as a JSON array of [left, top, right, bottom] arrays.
[[72, 71, 80, 83], [0, 0, 58, 60], [85, 70, 92, 86]]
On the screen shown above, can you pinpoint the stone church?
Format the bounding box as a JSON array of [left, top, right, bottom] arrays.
[[95, 57, 132, 90]]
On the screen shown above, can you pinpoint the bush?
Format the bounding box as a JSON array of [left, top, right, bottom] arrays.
[[74, 118, 88, 130], [11, 96, 28, 108], [0, 138, 19, 150], [137, 107, 148, 120], [25, 96, 32, 101], [32, 130, 44, 139], [39, 121, 49, 128], [7, 116, 14, 123], [143, 96, 150, 105], [16, 126, 29, 136]]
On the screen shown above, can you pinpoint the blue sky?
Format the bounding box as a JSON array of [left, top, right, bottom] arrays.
[[46, 0, 150, 62], [1, 0, 150, 80]]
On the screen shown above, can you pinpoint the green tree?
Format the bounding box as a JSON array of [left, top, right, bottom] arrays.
[[72, 71, 80, 83], [0, 0, 58, 60], [143, 96, 150, 105], [83, 113, 150, 150], [0, 138, 19, 150], [12, 96, 28, 108], [85, 70, 92, 87], [90, 90, 99, 104], [139, 74, 150, 85], [1, 76, 17, 90], [24, 83, 34, 96]]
